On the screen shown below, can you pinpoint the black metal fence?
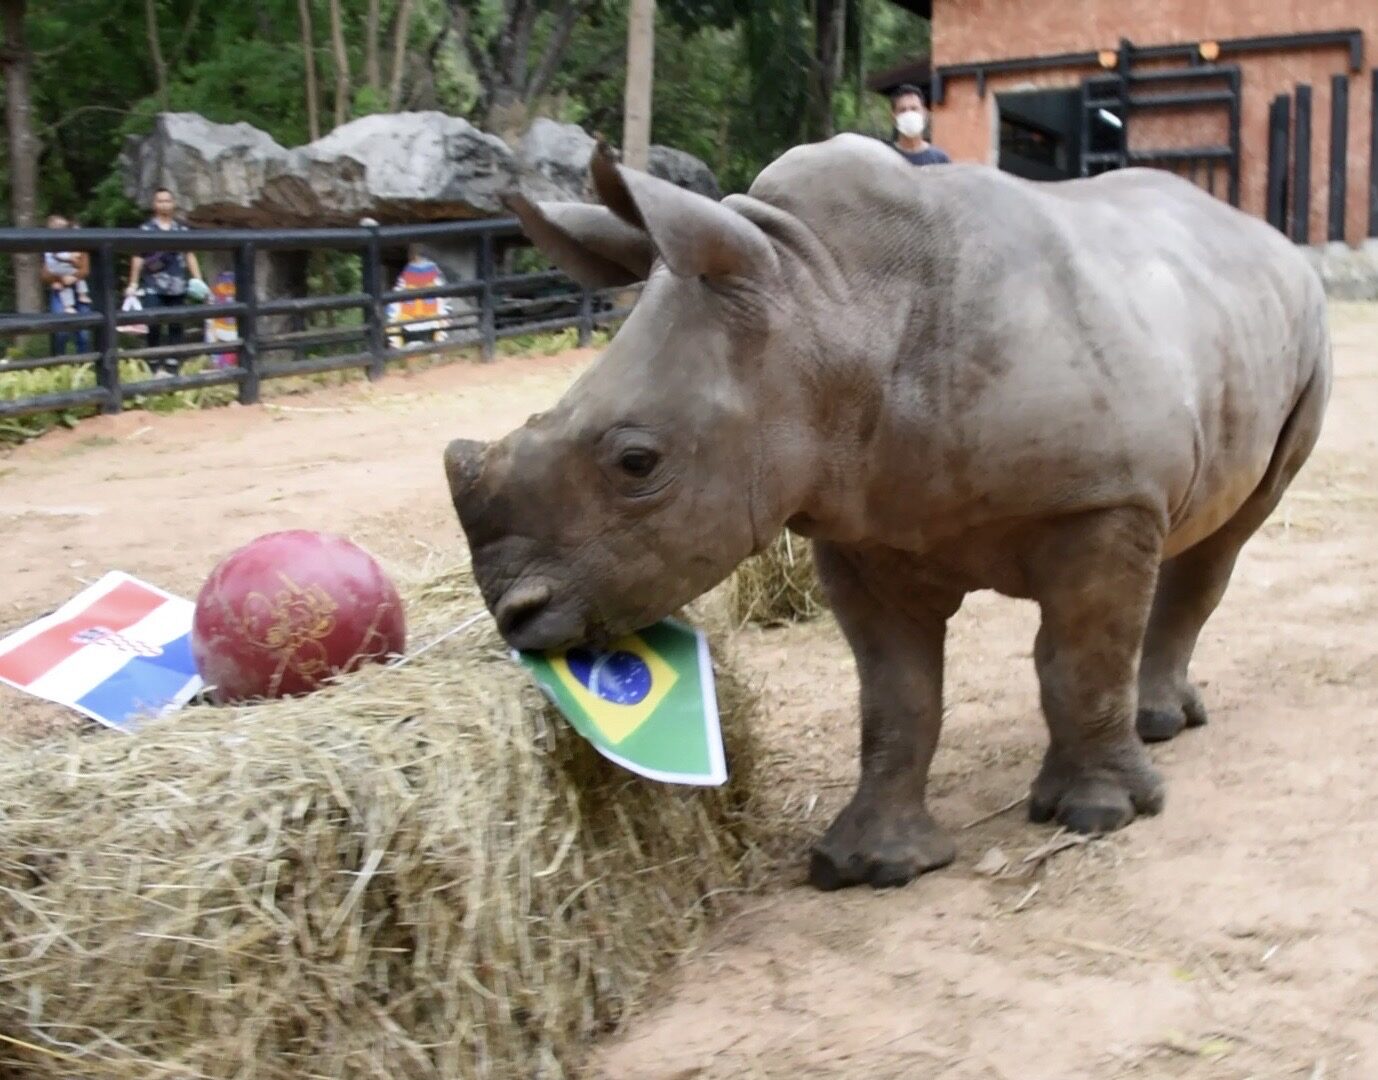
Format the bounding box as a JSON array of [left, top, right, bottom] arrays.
[[0, 218, 633, 424], [1266, 66, 1378, 243]]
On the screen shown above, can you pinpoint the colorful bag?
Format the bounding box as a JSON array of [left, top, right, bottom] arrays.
[[204, 271, 238, 368], [120, 294, 148, 337]]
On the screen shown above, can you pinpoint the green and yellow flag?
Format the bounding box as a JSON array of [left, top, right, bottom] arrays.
[[515, 618, 727, 786]]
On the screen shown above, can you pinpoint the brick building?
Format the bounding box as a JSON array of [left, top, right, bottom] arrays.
[[875, 1, 1378, 247]]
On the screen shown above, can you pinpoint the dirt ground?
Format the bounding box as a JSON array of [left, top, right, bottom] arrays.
[[3, 303, 1378, 1079]]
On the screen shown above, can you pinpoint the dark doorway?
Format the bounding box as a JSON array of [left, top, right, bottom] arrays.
[[996, 88, 1081, 181]]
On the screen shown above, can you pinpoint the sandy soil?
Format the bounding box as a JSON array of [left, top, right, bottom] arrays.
[[3, 305, 1377, 1079]]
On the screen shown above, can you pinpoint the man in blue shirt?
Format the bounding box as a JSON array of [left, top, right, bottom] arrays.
[[890, 84, 951, 166]]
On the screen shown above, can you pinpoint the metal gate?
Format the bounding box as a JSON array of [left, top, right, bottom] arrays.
[[1078, 41, 1241, 206]]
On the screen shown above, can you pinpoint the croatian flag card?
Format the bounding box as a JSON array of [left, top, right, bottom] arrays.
[[0, 572, 202, 732]]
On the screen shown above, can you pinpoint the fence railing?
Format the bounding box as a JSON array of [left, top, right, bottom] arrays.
[[0, 218, 634, 423]]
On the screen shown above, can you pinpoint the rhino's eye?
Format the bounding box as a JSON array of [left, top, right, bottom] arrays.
[[618, 448, 659, 479]]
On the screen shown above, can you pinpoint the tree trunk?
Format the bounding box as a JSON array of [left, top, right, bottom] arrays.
[[1, 0, 41, 314], [365, 0, 381, 91], [527, 0, 587, 104], [298, 0, 321, 140], [387, 0, 414, 110], [328, 0, 351, 128], [144, 0, 170, 109], [622, 0, 655, 170], [809, 0, 845, 140]]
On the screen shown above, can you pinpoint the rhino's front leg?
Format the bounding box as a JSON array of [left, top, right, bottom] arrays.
[[1026, 508, 1167, 833], [808, 543, 961, 891]]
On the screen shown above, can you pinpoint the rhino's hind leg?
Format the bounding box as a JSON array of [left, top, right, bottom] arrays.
[[1136, 540, 1240, 743], [807, 543, 962, 891], [1027, 508, 1166, 834], [1138, 360, 1332, 743]]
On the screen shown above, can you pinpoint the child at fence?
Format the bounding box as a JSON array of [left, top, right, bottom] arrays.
[[386, 246, 451, 350], [41, 214, 92, 356]]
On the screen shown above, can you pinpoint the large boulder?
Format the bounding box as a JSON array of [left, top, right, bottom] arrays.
[[515, 117, 722, 202], [516, 117, 600, 201], [647, 144, 721, 201], [123, 112, 563, 227], [276, 112, 545, 224], [123, 112, 723, 228], [122, 114, 292, 226]]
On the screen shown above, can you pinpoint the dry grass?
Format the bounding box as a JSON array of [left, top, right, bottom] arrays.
[[0, 560, 762, 1079], [728, 533, 826, 628]]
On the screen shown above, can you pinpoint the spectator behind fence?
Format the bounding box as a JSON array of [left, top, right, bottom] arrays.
[[42, 214, 92, 356], [889, 84, 951, 167], [125, 188, 205, 376]]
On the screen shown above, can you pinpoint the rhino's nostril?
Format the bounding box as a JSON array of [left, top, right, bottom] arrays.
[[495, 583, 553, 641]]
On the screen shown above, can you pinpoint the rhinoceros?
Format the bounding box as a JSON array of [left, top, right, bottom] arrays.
[[445, 136, 1331, 891]]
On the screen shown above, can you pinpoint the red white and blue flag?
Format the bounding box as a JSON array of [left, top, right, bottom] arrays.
[[0, 572, 202, 732]]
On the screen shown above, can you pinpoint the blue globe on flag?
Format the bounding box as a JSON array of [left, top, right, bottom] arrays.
[[566, 647, 652, 705]]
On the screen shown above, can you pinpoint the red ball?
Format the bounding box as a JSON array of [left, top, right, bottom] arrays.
[[191, 530, 406, 703]]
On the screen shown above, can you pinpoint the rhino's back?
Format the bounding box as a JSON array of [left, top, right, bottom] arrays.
[[750, 136, 1328, 551]]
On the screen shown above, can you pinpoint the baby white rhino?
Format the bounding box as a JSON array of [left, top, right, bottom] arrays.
[[445, 137, 1331, 891]]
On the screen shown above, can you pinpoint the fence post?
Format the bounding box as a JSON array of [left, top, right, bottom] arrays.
[[1328, 73, 1349, 243], [577, 287, 593, 347], [233, 243, 260, 405], [362, 227, 387, 380], [1265, 94, 1291, 233], [91, 243, 122, 414], [478, 231, 496, 361], [1227, 69, 1242, 206], [1368, 68, 1377, 239], [1292, 84, 1313, 244]]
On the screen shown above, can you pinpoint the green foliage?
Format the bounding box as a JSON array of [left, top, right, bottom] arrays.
[[5, 0, 929, 307], [0, 357, 236, 444], [494, 326, 611, 356]]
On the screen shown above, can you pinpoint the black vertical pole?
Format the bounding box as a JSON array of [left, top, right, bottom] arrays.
[[577, 287, 593, 347], [478, 231, 496, 361], [92, 243, 121, 414], [1368, 67, 1378, 239], [1227, 69, 1242, 206], [362, 229, 387, 380], [1078, 80, 1092, 177], [1117, 38, 1132, 168], [233, 242, 260, 405], [1292, 84, 1313, 244], [1328, 73, 1349, 243], [1266, 94, 1290, 233]]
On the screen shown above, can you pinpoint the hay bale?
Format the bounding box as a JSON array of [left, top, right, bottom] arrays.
[[0, 562, 760, 1080], [728, 532, 826, 627]]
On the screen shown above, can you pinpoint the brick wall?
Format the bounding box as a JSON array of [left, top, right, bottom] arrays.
[[929, 0, 1377, 246]]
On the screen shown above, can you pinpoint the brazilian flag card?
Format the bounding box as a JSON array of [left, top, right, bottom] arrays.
[[514, 618, 727, 786]]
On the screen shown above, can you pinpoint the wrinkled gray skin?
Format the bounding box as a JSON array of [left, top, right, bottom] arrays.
[[446, 135, 1331, 891]]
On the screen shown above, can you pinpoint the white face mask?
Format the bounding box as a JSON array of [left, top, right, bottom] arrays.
[[895, 110, 927, 138]]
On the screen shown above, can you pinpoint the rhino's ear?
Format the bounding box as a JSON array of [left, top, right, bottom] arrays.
[[502, 194, 653, 289], [593, 148, 775, 282]]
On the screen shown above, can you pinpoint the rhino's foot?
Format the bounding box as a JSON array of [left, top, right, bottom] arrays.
[[1028, 743, 1165, 835], [808, 797, 956, 891], [1136, 683, 1208, 744]]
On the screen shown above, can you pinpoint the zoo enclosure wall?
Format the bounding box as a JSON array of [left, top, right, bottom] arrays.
[[928, 1, 1378, 247], [0, 219, 634, 423]]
